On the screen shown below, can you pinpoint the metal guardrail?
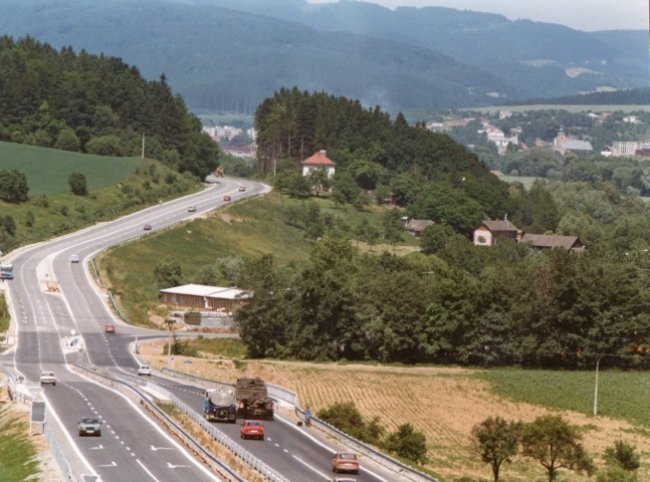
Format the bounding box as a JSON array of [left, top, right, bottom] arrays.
[[71, 363, 244, 482], [170, 394, 291, 482], [45, 421, 76, 482], [161, 369, 438, 482]]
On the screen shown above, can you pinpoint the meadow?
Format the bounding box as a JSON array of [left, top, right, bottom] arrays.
[[99, 191, 416, 325], [0, 141, 141, 195], [0, 406, 40, 481]]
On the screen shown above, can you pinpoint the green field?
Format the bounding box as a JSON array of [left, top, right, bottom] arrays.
[[464, 104, 650, 114], [100, 191, 416, 325], [499, 175, 542, 189], [0, 141, 142, 195], [480, 368, 650, 428]]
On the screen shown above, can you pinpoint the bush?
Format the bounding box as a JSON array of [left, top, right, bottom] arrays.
[[382, 423, 428, 464], [68, 172, 88, 196], [317, 401, 385, 444]]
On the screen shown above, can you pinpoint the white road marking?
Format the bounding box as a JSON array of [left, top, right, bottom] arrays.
[[97, 461, 117, 468], [167, 462, 191, 469], [136, 459, 162, 481], [291, 455, 331, 480], [89, 444, 104, 450], [151, 445, 174, 451]]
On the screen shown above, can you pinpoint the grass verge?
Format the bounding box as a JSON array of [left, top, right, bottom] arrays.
[[0, 406, 40, 481]]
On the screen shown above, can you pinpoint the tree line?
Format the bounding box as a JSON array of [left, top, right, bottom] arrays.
[[0, 36, 220, 178]]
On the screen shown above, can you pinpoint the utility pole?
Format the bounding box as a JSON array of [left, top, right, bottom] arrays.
[[165, 319, 175, 368], [593, 354, 603, 416], [141, 133, 145, 159]]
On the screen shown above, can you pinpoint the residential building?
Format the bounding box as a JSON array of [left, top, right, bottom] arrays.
[[301, 150, 336, 178], [520, 234, 584, 253], [473, 219, 520, 247], [404, 218, 434, 237]]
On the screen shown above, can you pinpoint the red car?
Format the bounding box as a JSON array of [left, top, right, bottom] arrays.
[[223, 195, 231, 201], [240, 420, 265, 440], [331, 452, 359, 474], [104, 323, 116, 334]]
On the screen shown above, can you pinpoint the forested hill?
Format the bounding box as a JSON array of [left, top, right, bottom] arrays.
[[518, 87, 650, 106], [0, 36, 219, 177], [256, 88, 513, 232]]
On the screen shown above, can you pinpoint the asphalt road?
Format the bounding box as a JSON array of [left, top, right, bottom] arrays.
[[2, 177, 398, 482]]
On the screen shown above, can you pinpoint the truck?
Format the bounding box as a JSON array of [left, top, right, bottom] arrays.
[[203, 388, 237, 423], [0, 263, 13, 280], [235, 377, 274, 420]]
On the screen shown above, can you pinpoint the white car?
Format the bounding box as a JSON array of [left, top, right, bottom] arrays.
[[137, 365, 152, 376], [188, 205, 196, 212], [69, 254, 80, 263], [39, 371, 56, 386]]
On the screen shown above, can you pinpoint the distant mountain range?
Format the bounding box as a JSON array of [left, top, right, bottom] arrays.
[[0, 0, 647, 114]]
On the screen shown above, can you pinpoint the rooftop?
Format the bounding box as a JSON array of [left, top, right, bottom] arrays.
[[302, 149, 336, 166], [160, 284, 252, 299]]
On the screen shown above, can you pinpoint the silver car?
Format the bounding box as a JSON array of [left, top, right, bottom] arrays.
[[78, 417, 102, 436]]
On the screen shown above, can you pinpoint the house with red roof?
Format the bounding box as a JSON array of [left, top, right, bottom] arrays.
[[301, 150, 336, 178]]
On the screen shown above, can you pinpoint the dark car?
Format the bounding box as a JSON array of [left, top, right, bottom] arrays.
[[238, 186, 246, 192], [78, 417, 102, 436], [104, 323, 116, 334], [143, 224, 152, 231]]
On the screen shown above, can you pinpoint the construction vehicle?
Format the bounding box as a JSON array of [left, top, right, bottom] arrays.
[[204, 388, 237, 423], [235, 377, 274, 420]]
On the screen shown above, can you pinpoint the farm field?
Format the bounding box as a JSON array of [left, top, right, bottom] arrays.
[[464, 104, 650, 114], [139, 340, 650, 482], [0, 141, 141, 195]]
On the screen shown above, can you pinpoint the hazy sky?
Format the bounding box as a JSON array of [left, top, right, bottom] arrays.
[[308, 0, 650, 31]]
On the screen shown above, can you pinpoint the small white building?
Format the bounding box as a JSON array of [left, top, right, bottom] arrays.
[[301, 150, 336, 178], [159, 284, 252, 312]]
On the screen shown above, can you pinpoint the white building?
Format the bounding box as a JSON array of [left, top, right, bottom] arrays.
[[301, 150, 336, 178]]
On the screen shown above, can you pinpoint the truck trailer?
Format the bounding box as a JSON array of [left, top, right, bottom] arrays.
[[203, 388, 237, 423], [235, 377, 274, 420]]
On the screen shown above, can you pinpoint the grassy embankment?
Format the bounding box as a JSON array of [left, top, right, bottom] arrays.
[[0, 406, 40, 481], [99, 190, 418, 325], [0, 141, 202, 251]]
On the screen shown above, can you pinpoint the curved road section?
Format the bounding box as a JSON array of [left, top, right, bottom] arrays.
[[2, 177, 396, 482]]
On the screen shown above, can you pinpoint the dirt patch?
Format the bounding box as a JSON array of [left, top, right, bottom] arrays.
[[138, 341, 650, 481]]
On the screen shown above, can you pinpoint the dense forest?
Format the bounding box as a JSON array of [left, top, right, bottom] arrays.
[[239, 89, 650, 369], [0, 36, 220, 178], [519, 87, 650, 106]]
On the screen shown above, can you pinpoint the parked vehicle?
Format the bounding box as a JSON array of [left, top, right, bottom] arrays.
[[78, 417, 102, 436], [331, 452, 359, 474], [104, 323, 116, 334], [137, 365, 152, 376], [240, 420, 265, 440], [0, 263, 13, 280], [39, 371, 56, 386], [235, 377, 274, 420], [203, 388, 237, 423]]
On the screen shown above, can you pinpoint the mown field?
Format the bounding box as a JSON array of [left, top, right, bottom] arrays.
[[139, 338, 650, 482], [99, 191, 417, 325], [0, 142, 202, 253], [0, 141, 141, 195]]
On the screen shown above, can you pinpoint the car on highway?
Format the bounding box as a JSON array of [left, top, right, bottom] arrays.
[[143, 224, 152, 231], [69, 254, 80, 263], [188, 205, 196, 212], [240, 420, 265, 440], [137, 365, 152, 376], [331, 452, 359, 474], [39, 371, 56, 386], [104, 323, 116, 334], [223, 195, 231, 201], [78, 417, 102, 436], [238, 186, 245, 192]]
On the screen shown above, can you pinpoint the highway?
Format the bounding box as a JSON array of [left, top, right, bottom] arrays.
[[1, 177, 398, 482]]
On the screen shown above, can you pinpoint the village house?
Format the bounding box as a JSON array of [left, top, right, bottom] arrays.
[[301, 150, 336, 178], [473, 219, 520, 247], [159, 284, 252, 312], [553, 129, 593, 155], [403, 218, 435, 237], [520, 234, 585, 253]]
